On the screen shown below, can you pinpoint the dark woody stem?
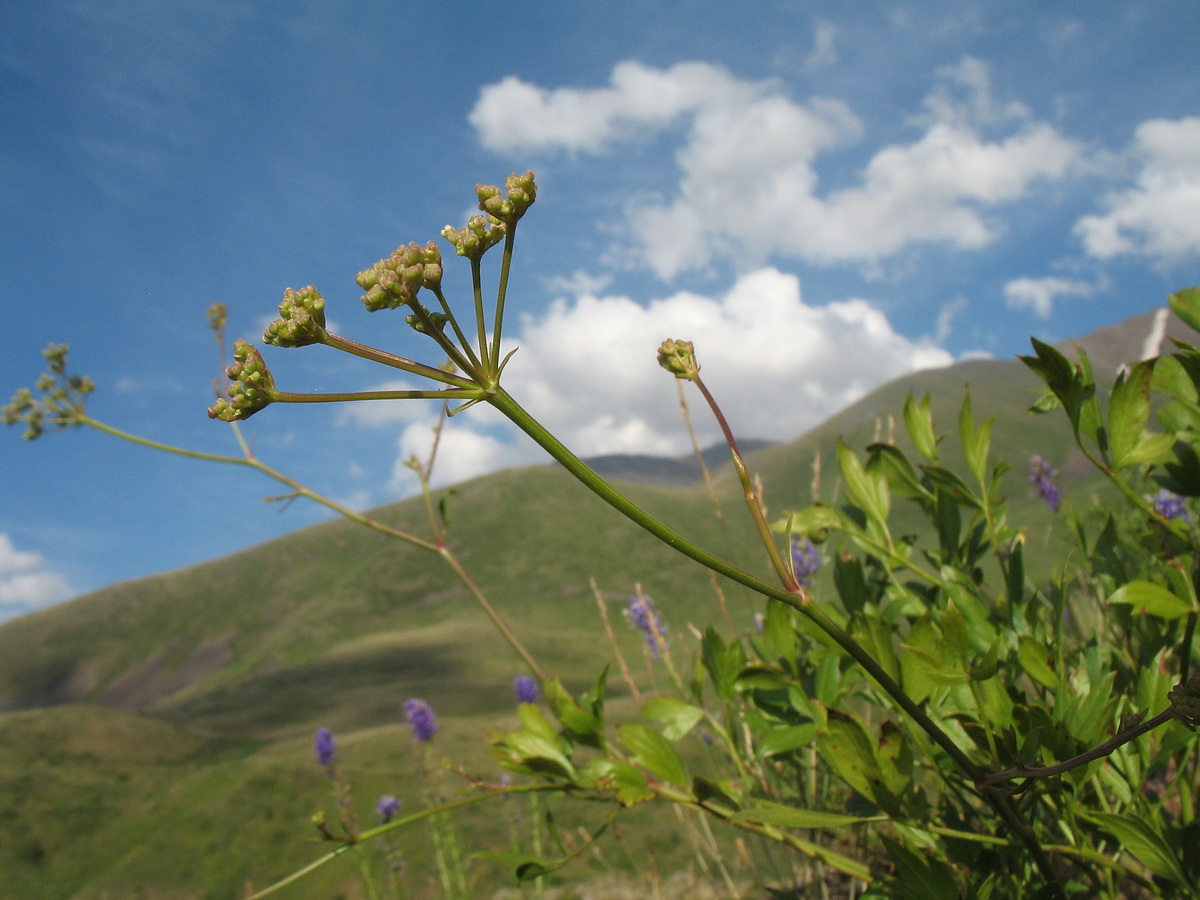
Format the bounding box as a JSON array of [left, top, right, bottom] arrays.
[[978, 707, 1180, 788]]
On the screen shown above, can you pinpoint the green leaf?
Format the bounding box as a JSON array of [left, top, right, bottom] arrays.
[[881, 836, 960, 900], [1169, 286, 1200, 335], [491, 729, 577, 780], [867, 443, 934, 502], [1086, 812, 1188, 885], [959, 390, 994, 485], [1108, 359, 1157, 470], [1108, 581, 1194, 620], [781, 503, 852, 537], [544, 672, 607, 748], [903, 392, 939, 461], [618, 723, 692, 792], [818, 711, 879, 800], [837, 438, 891, 535], [701, 626, 743, 700], [641, 697, 704, 741], [728, 801, 881, 830], [578, 758, 653, 806], [757, 723, 817, 759], [1017, 636, 1060, 690]]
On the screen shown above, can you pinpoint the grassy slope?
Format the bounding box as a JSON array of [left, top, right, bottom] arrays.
[[0, 352, 1108, 897]]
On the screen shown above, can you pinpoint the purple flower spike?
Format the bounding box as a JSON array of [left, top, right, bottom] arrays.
[[314, 727, 336, 767], [376, 794, 401, 824], [1029, 455, 1061, 512], [1154, 489, 1190, 522], [404, 698, 438, 743], [514, 674, 540, 704], [626, 594, 668, 659], [790, 536, 822, 588]]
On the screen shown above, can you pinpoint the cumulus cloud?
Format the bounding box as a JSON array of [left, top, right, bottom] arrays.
[[1003, 275, 1101, 318], [1075, 117, 1200, 262], [348, 269, 955, 494], [470, 58, 1081, 278], [0, 533, 72, 622]]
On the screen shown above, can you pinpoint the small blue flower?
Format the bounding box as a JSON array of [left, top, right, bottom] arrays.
[[626, 594, 668, 659], [376, 794, 401, 824], [514, 674, 540, 704], [404, 698, 438, 743], [1029, 455, 1061, 512], [1154, 489, 1190, 522], [790, 536, 822, 588], [314, 727, 336, 767]]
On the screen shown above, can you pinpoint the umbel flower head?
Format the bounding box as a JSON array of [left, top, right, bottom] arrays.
[[441, 214, 507, 260], [1169, 673, 1200, 731], [207, 339, 278, 421], [404, 698, 438, 743], [475, 171, 537, 226], [356, 241, 443, 312], [263, 285, 328, 348], [657, 339, 699, 382], [2, 344, 95, 440]]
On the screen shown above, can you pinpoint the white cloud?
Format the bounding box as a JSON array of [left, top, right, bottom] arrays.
[[1003, 275, 1099, 318], [499, 268, 954, 455], [1075, 117, 1200, 262], [805, 20, 839, 71], [346, 270, 955, 490], [0, 533, 72, 621], [470, 58, 1081, 278]]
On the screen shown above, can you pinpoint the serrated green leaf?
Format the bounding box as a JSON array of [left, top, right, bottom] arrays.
[[641, 697, 704, 741], [780, 503, 852, 537], [818, 712, 880, 801], [867, 443, 934, 502], [1086, 812, 1188, 885], [899, 645, 969, 687], [578, 758, 653, 806], [1109, 359, 1155, 470], [618, 723, 692, 792], [1108, 581, 1194, 619], [492, 730, 577, 779]]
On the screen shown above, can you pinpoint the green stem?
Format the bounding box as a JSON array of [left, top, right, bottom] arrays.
[[322, 331, 479, 388], [491, 225, 517, 373], [486, 388, 980, 778], [273, 388, 482, 406]]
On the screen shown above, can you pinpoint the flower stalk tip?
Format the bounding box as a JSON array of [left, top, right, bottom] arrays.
[[263, 286, 328, 348], [657, 339, 699, 382], [207, 339, 278, 421], [404, 698, 438, 743]]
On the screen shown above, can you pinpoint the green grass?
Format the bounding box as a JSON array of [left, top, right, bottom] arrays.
[[0, 350, 1109, 897]]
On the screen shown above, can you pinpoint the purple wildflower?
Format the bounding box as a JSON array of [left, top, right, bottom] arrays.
[[314, 727, 336, 767], [1029, 455, 1061, 512], [514, 674, 540, 704], [626, 594, 668, 659], [404, 698, 438, 743], [1154, 489, 1190, 522], [376, 794, 401, 824], [790, 536, 822, 588]]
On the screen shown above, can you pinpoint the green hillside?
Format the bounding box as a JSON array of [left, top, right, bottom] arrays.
[[0, 337, 1130, 898]]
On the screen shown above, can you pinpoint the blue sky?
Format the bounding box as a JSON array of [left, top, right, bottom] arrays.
[[2, 0, 1198, 619]]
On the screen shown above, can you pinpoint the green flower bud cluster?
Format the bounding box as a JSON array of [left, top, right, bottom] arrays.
[[263, 286, 328, 348], [2, 344, 95, 440], [440, 214, 507, 260], [657, 339, 700, 381], [1169, 673, 1200, 731], [207, 339, 277, 421], [476, 171, 537, 225], [356, 241, 443, 313]]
